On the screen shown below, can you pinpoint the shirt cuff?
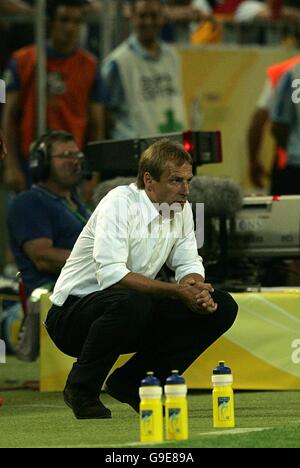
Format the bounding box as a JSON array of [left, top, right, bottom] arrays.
[[175, 263, 205, 284], [95, 264, 131, 290]]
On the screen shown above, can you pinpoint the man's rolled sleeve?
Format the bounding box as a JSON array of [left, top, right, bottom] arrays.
[[95, 263, 130, 291], [92, 194, 131, 290]]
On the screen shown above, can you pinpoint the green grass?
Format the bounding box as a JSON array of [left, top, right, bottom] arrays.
[[0, 357, 300, 448]]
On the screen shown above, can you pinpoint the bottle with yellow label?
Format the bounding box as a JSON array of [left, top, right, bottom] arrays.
[[164, 370, 189, 441], [212, 361, 235, 428], [139, 371, 163, 443]]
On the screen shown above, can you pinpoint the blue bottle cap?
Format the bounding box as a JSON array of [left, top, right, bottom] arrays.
[[165, 370, 185, 384], [213, 361, 232, 375], [141, 371, 161, 386]]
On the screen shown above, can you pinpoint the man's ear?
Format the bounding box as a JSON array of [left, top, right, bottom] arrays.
[[143, 172, 153, 191]]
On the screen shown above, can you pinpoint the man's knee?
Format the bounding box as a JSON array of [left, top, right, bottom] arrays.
[[213, 290, 238, 330], [225, 293, 238, 327]]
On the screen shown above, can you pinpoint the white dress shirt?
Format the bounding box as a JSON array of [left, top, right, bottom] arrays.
[[50, 183, 204, 306]]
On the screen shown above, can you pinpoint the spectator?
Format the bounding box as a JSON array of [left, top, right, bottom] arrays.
[[7, 130, 91, 297], [192, 1, 300, 23], [264, 1, 300, 22], [102, 0, 188, 141], [2, 0, 105, 193], [191, 1, 266, 22], [190, 1, 260, 44], [159, 1, 207, 42], [270, 61, 300, 194], [248, 54, 300, 191], [191, 1, 300, 44], [45, 138, 238, 420]]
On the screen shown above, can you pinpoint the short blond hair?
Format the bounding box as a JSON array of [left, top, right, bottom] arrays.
[[136, 138, 193, 189]]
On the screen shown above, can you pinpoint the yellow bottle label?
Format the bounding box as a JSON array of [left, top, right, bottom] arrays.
[[165, 401, 189, 440], [168, 408, 182, 435], [213, 388, 235, 428], [141, 410, 154, 436], [140, 402, 163, 442], [217, 396, 231, 421]]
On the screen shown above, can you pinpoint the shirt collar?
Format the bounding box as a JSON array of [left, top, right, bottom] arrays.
[[32, 184, 81, 205], [131, 184, 178, 226], [128, 34, 163, 61], [32, 184, 60, 200]]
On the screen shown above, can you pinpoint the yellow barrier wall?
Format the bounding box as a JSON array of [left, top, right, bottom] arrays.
[[40, 292, 300, 392]]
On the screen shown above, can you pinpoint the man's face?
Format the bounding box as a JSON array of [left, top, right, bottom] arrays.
[[145, 161, 193, 209], [131, 0, 164, 46], [51, 6, 83, 49], [49, 139, 83, 188]]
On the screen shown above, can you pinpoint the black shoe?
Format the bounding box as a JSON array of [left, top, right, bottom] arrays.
[[103, 380, 140, 414], [63, 384, 112, 420]]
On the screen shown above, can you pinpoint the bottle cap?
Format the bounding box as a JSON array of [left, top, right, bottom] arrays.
[[141, 371, 161, 386], [165, 370, 185, 385], [213, 361, 232, 375]]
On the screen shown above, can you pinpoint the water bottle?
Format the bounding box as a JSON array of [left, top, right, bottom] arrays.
[[212, 361, 235, 428], [164, 370, 189, 441], [139, 371, 163, 443]]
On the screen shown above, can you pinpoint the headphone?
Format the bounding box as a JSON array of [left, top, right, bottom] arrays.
[[29, 131, 54, 182], [29, 130, 88, 182]]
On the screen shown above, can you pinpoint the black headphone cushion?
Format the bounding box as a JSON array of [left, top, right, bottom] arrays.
[[29, 140, 50, 182]]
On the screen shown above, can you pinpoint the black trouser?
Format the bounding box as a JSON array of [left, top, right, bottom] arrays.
[[45, 289, 238, 398]]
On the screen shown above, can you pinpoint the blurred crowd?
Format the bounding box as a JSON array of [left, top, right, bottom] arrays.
[[1, 1, 300, 72]]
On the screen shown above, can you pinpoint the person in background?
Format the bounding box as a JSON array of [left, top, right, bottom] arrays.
[[45, 138, 238, 420], [102, 0, 188, 141], [248, 53, 300, 191], [270, 61, 300, 195], [191, 1, 300, 44], [159, 1, 208, 42], [7, 130, 91, 297], [192, 0, 300, 23], [2, 0, 105, 193]]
